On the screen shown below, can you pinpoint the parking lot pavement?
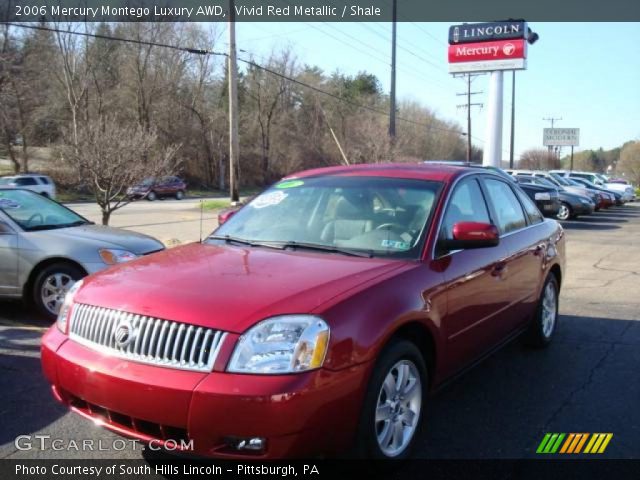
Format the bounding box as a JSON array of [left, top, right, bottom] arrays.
[[0, 204, 638, 459], [67, 198, 222, 247]]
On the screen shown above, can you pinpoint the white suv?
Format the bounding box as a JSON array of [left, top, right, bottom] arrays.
[[0, 174, 57, 199]]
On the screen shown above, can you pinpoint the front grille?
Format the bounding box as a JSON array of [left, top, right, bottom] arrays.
[[69, 304, 226, 372]]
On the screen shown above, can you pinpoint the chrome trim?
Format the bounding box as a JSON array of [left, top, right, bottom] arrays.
[[68, 304, 226, 373]]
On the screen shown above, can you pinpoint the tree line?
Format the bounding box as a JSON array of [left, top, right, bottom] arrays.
[[0, 22, 472, 207]]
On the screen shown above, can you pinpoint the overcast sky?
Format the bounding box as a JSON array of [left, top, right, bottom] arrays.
[[230, 22, 640, 159]]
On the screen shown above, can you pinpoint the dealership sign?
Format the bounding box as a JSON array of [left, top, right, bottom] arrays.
[[449, 21, 526, 44], [543, 128, 580, 146], [448, 39, 526, 63], [449, 58, 526, 74]]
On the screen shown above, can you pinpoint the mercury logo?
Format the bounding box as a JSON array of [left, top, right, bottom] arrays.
[[114, 321, 135, 349], [503, 43, 516, 56]]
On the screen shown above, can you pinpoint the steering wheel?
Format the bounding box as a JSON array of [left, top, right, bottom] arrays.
[[26, 213, 44, 226], [376, 222, 406, 232]]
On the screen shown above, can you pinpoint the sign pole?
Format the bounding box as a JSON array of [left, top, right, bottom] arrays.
[[570, 145, 574, 171], [483, 70, 504, 167]]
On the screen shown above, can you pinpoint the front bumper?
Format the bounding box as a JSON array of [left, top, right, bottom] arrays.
[[41, 327, 369, 459]]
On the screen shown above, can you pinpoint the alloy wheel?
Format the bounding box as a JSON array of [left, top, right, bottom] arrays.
[[541, 281, 557, 338], [41, 273, 75, 316], [557, 204, 570, 221], [375, 360, 422, 457]]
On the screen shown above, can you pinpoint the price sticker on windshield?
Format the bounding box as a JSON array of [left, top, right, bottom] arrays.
[[251, 190, 288, 209], [0, 198, 21, 209]]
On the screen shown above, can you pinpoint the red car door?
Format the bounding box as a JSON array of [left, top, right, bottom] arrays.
[[433, 176, 510, 377], [480, 177, 546, 333]]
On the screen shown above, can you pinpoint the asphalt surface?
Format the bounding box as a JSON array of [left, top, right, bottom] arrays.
[[0, 203, 639, 460]]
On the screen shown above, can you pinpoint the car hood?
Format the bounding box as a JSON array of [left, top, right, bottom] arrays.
[[33, 224, 164, 255], [76, 242, 409, 333]]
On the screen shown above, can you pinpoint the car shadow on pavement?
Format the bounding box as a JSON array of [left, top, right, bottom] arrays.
[[560, 221, 621, 230], [417, 314, 639, 459]]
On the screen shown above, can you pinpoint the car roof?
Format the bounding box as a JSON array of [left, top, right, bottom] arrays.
[[284, 162, 501, 183]]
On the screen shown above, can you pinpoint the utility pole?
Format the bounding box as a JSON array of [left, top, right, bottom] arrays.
[[509, 70, 516, 168], [388, 0, 397, 141], [227, 0, 240, 203], [456, 74, 483, 162]]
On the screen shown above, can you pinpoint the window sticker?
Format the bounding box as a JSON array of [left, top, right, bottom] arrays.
[[275, 180, 304, 189], [0, 199, 21, 209], [381, 239, 410, 250], [251, 190, 288, 209]]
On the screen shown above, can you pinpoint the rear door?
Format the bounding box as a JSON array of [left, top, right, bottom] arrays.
[[434, 176, 510, 375], [480, 177, 546, 331]]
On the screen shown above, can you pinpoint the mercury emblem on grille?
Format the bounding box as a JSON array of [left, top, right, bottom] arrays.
[[114, 320, 135, 349]]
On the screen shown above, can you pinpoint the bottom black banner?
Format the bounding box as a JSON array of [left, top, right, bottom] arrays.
[[3, 459, 640, 480]]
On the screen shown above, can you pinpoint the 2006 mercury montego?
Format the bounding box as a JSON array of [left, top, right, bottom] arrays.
[[42, 163, 565, 458]]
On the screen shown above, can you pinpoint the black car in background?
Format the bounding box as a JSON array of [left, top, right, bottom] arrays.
[[569, 177, 624, 206], [515, 176, 594, 221], [515, 181, 561, 218]]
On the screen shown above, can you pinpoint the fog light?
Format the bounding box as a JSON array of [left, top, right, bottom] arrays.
[[224, 436, 266, 452]]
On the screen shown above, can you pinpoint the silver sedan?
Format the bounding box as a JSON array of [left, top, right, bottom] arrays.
[[0, 188, 164, 319]]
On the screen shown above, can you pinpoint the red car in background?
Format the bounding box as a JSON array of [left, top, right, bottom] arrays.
[[126, 176, 187, 201], [42, 164, 565, 459]]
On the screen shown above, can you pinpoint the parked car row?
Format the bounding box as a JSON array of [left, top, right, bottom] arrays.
[[0, 173, 56, 199], [505, 169, 634, 221]]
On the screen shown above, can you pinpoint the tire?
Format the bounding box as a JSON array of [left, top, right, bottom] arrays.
[[354, 339, 427, 459], [523, 274, 559, 348], [175, 190, 185, 200], [146, 191, 157, 201], [556, 202, 572, 221], [32, 263, 85, 321]]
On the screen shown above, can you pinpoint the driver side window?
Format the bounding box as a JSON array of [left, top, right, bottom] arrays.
[[440, 178, 491, 242]]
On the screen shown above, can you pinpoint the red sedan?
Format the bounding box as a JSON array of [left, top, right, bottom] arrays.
[[42, 163, 565, 459]]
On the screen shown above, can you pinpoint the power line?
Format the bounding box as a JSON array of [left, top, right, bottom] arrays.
[[2, 21, 465, 136]]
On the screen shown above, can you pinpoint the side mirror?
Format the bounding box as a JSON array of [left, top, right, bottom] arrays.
[[217, 208, 240, 225], [440, 222, 500, 250]]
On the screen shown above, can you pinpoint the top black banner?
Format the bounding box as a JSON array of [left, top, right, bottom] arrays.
[[448, 21, 526, 44], [1, 0, 639, 22]]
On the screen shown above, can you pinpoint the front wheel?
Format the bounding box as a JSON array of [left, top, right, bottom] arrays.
[[146, 191, 157, 201], [175, 190, 185, 200], [556, 202, 572, 221], [32, 263, 85, 320], [523, 274, 559, 348], [355, 340, 427, 458]]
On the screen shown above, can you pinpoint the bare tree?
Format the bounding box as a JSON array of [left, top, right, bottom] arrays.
[[519, 148, 561, 170], [617, 141, 640, 186], [61, 116, 181, 225]]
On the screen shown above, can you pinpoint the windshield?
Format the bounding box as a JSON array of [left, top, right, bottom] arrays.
[[0, 189, 88, 231], [140, 178, 155, 187], [211, 176, 443, 259]]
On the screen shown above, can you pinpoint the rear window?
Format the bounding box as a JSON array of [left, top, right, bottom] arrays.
[[38, 177, 52, 185]]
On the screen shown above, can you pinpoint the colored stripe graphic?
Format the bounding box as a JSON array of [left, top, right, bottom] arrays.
[[538, 433, 613, 454]]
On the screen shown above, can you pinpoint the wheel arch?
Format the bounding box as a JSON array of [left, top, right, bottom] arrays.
[[386, 320, 437, 389], [23, 257, 88, 301]]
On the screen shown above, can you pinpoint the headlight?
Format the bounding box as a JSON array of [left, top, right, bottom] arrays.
[[99, 248, 138, 265], [228, 315, 330, 374], [534, 192, 551, 201], [580, 199, 590, 205], [57, 279, 83, 334]]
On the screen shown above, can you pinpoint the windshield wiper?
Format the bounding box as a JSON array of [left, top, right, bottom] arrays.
[[26, 220, 89, 231], [207, 234, 285, 250], [277, 241, 374, 258]]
